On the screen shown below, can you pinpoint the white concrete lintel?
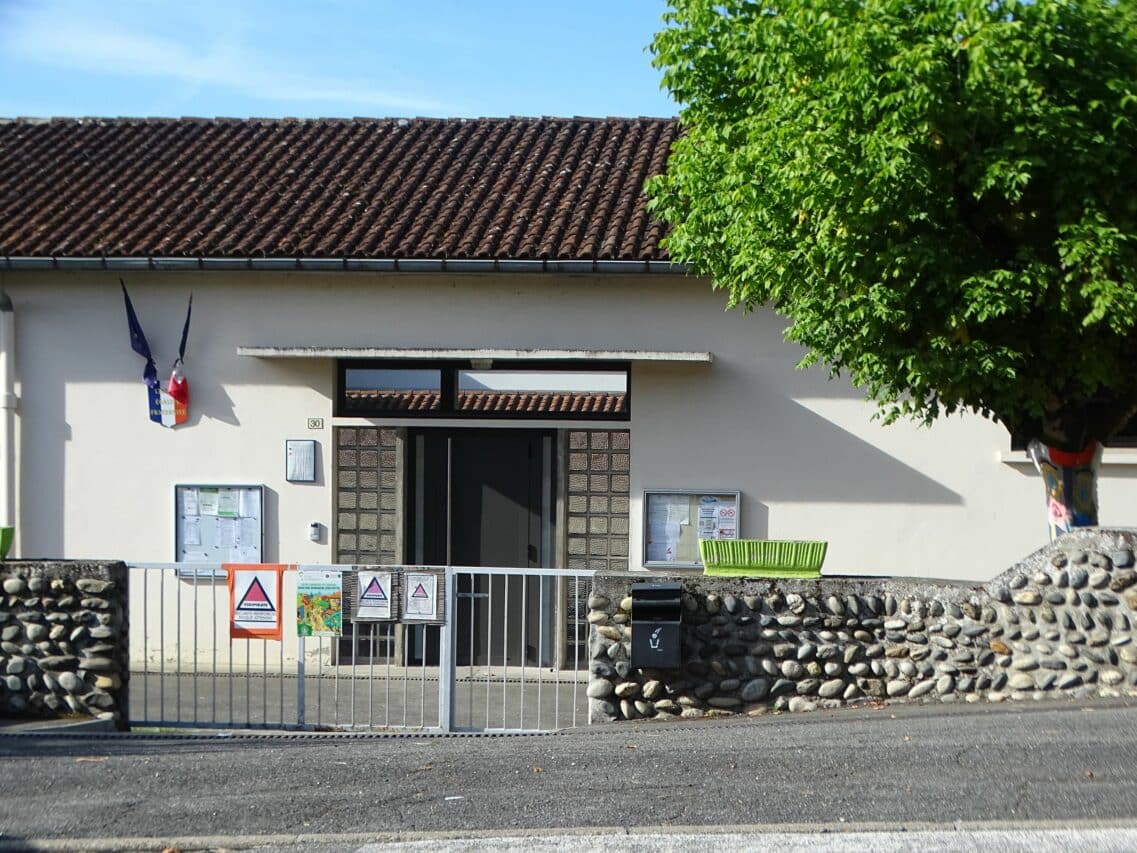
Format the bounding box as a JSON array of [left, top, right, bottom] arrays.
[[237, 346, 713, 363]]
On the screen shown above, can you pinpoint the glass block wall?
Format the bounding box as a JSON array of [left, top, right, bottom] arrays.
[[334, 427, 400, 565], [566, 429, 631, 571]]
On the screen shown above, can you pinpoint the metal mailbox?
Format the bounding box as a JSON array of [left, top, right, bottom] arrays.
[[630, 582, 683, 669]]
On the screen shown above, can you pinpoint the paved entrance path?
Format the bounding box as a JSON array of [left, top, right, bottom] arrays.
[[128, 669, 591, 731], [2, 698, 1136, 850]]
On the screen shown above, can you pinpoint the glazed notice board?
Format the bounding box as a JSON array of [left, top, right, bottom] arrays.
[[643, 489, 740, 569], [175, 484, 265, 571]]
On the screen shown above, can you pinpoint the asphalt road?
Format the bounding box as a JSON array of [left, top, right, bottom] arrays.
[[3, 697, 1137, 851]]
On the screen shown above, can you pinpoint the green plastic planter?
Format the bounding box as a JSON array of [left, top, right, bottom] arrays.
[[698, 539, 826, 579]]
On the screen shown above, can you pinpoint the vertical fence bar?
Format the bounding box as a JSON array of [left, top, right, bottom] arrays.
[[384, 622, 392, 728], [467, 570, 475, 727], [296, 635, 306, 727], [159, 569, 165, 721], [419, 628, 427, 728], [520, 573, 528, 730], [536, 575, 544, 732], [211, 572, 218, 724], [501, 574, 508, 729], [278, 631, 284, 727], [485, 573, 492, 727], [142, 569, 149, 723], [554, 576, 561, 729], [572, 575, 581, 728], [317, 635, 324, 727], [262, 638, 268, 726], [368, 624, 375, 728], [175, 570, 182, 723], [438, 566, 455, 732], [191, 569, 198, 724], [351, 622, 358, 729], [401, 626, 409, 728], [245, 632, 251, 727], [228, 619, 234, 725]]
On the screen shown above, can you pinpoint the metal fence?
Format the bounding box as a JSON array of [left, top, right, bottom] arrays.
[[126, 564, 594, 733]]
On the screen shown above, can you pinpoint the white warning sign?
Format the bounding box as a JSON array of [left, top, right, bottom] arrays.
[[403, 572, 438, 621], [227, 565, 284, 640], [355, 570, 393, 621]]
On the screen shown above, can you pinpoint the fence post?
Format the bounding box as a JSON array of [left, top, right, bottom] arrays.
[[438, 565, 457, 732]]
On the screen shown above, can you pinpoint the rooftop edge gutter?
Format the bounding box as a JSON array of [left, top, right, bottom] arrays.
[[1, 256, 691, 274]]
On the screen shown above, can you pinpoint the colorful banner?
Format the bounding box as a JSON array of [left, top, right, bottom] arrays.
[[120, 280, 192, 427], [297, 569, 344, 637], [1028, 440, 1102, 541], [226, 564, 285, 640]]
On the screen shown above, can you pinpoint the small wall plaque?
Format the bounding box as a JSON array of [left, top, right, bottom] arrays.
[[286, 439, 318, 483]]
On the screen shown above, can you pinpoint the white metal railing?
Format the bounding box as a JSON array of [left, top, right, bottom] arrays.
[[126, 563, 594, 732], [443, 566, 595, 732]]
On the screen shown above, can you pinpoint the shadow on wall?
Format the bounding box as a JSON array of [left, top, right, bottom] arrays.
[[748, 397, 963, 504], [191, 381, 240, 428], [261, 487, 279, 563], [746, 501, 770, 539], [652, 383, 962, 507], [638, 360, 962, 505]]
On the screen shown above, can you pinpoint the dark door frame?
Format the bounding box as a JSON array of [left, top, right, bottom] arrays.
[[404, 427, 558, 666], [405, 427, 556, 568]]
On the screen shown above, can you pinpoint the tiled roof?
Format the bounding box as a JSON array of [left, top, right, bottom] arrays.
[[344, 389, 627, 415], [0, 116, 679, 263]]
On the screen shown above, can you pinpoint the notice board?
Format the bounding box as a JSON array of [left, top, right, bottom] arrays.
[[175, 484, 265, 572], [643, 489, 740, 569]]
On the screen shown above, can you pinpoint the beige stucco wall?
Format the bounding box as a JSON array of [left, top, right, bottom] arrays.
[[1, 269, 1134, 582]]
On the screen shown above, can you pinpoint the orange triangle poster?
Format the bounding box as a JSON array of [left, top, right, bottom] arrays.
[[227, 564, 286, 640]]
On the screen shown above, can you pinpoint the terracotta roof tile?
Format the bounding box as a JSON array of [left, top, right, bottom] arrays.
[[344, 389, 627, 415], [0, 117, 678, 262]]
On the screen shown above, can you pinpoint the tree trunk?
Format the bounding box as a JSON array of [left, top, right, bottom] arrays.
[[1027, 440, 1102, 540]]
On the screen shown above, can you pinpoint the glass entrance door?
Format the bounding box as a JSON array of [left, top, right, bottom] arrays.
[[406, 429, 555, 666]]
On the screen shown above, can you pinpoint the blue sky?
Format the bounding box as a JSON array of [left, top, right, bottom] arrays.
[[0, 0, 677, 119]]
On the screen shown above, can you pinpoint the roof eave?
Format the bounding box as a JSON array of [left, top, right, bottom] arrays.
[[0, 256, 690, 274]]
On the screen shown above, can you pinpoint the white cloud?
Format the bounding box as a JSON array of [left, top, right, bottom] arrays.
[[2, 0, 458, 115]]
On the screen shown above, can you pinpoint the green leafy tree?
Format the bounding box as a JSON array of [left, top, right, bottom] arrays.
[[649, 0, 1137, 533]]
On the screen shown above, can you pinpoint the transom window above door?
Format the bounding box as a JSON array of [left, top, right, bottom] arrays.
[[337, 359, 630, 420]]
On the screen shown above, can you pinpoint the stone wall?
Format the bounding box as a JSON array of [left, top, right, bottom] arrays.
[[587, 529, 1137, 722], [0, 561, 129, 729]]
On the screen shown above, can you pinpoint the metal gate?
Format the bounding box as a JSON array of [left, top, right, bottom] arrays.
[[126, 564, 594, 732]]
